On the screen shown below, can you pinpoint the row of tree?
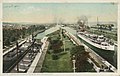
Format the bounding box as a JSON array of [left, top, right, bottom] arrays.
[[70, 45, 92, 72], [3, 25, 45, 47], [48, 31, 64, 60]]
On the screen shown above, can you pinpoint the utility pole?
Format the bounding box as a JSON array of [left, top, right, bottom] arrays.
[[16, 41, 19, 72], [97, 16, 99, 25], [32, 33, 35, 56]]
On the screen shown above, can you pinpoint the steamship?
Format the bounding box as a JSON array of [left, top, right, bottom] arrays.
[[77, 20, 115, 66]]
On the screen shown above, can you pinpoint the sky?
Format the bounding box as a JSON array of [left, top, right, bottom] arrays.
[[3, 3, 118, 23]]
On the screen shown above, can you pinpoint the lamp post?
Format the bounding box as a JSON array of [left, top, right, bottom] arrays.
[[72, 55, 76, 73]]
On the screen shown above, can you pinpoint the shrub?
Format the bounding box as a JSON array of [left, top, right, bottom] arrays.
[[52, 54, 59, 60], [53, 49, 63, 54]]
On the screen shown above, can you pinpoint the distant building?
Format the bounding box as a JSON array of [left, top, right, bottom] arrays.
[[3, 23, 30, 30]]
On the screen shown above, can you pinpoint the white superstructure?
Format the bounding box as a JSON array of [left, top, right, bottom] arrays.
[[77, 32, 114, 51]]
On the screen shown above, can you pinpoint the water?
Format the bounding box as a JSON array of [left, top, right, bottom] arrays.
[[34, 25, 60, 39], [62, 27, 77, 35], [35, 26, 117, 67]]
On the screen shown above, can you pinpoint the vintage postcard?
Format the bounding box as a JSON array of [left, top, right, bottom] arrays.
[[0, 0, 120, 76]]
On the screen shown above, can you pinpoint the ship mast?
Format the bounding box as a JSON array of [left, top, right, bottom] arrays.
[[97, 17, 99, 25]]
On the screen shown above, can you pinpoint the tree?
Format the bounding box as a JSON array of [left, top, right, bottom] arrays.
[[75, 51, 90, 71], [108, 24, 114, 31], [71, 45, 90, 72], [71, 45, 85, 56], [51, 39, 63, 51]]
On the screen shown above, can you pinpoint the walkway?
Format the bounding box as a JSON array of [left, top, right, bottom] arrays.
[[65, 32, 81, 45], [33, 41, 49, 73], [27, 37, 49, 73]]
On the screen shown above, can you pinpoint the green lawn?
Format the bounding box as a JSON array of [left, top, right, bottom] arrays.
[[41, 52, 73, 72], [41, 32, 74, 72]]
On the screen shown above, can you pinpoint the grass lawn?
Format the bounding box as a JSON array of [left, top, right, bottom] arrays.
[[41, 52, 73, 72], [41, 32, 74, 72]]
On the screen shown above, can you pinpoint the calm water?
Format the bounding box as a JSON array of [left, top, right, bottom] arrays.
[[35, 25, 77, 39], [62, 27, 77, 35], [35, 25, 117, 67], [35, 25, 60, 39]]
